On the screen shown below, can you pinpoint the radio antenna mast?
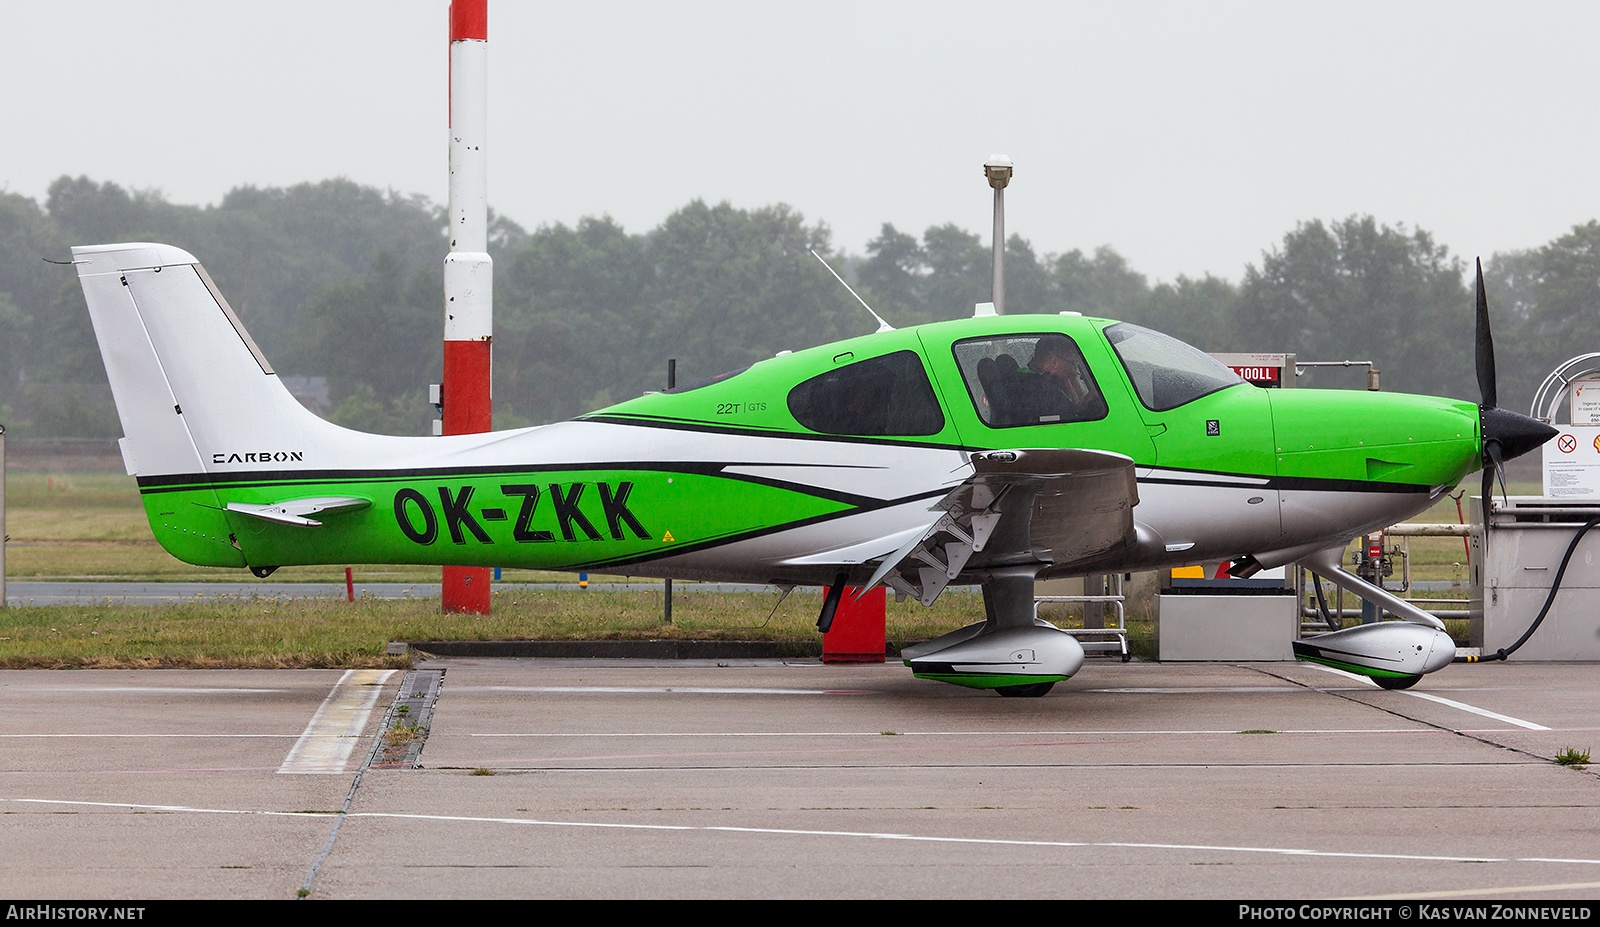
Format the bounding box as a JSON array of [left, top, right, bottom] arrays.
[[810, 250, 893, 333]]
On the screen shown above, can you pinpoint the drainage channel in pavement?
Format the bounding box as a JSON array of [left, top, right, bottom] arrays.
[[370, 669, 444, 768]]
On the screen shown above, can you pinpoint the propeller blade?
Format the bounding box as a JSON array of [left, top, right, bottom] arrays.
[[1475, 258, 1497, 410], [1470, 260, 1558, 548]]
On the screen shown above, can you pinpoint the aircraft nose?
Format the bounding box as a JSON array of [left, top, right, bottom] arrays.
[[1482, 406, 1558, 464]]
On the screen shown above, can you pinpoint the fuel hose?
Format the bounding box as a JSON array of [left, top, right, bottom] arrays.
[[1457, 515, 1600, 663]]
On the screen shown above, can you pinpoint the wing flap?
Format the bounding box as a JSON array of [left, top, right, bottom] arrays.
[[864, 448, 1139, 605], [982, 449, 1141, 563]]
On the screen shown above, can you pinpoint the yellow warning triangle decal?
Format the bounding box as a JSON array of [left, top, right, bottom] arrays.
[[662, 530, 675, 543]]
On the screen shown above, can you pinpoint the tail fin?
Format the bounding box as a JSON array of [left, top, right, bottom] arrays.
[[73, 242, 337, 478], [75, 243, 545, 569]]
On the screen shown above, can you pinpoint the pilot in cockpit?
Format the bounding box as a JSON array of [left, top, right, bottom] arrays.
[[1024, 336, 1100, 421]]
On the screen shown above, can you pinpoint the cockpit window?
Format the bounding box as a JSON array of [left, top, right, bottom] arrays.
[[1103, 322, 1243, 411], [952, 333, 1108, 428], [787, 350, 944, 436]]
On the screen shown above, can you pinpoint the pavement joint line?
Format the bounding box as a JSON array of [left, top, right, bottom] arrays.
[[0, 733, 302, 738], [300, 669, 410, 900], [418, 763, 1553, 773], [1300, 663, 1551, 729], [1251, 664, 1570, 767], [469, 685, 864, 695], [1295, 663, 1552, 729], [1399, 690, 1551, 730], [429, 727, 1595, 740], [13, 798, 1599, 867], [16, 687, 288, 694], [272, 668, 397, 897]]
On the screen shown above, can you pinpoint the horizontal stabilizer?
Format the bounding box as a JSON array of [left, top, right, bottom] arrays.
[[225, 497, 371, 527]]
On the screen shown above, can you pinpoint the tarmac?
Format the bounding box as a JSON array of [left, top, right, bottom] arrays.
[[2, 650, 1597, 900]]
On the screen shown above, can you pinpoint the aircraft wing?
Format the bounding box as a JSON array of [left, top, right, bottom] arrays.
[[863, 448, 1139, 606]]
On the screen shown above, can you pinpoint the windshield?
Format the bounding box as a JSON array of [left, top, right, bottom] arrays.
[[1103, 322, 1244, 411]]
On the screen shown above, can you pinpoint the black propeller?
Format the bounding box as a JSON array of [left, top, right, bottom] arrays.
[[1475, 258, 1558, 513]]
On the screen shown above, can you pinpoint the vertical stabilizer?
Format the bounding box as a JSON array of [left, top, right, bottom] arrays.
[[72, 242, 329, 479]]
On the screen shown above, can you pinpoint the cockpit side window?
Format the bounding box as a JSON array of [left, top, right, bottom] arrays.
[[952, 333, 1108, 428], [787, 350, 944, 436], [1103, 322, 1244, 411]]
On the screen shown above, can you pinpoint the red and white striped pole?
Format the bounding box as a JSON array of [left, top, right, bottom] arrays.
[[442, 0, 493, 614]]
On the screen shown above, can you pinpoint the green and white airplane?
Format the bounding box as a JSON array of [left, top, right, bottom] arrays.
[[71, 242, 1554, 695]]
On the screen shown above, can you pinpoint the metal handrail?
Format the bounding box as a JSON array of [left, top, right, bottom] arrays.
[[1530, 353, 1600, 423], [1034, 575, 1129, 659]]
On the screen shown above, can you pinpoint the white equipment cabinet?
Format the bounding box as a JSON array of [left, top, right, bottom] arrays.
[[1157, 589, 1299, 661], [1470, 497, 1600, 661]]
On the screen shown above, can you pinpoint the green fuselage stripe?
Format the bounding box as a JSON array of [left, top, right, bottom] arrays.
[[140, 463, 947, 572]]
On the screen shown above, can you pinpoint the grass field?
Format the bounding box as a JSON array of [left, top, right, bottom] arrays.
[[1, 466, 1511, 668], [0, 588, 999, 669]]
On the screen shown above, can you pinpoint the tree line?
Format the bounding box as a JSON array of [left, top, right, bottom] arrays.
[[2, 175, 1597, 438]]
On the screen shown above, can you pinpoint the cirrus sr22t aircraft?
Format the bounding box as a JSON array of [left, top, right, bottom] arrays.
[[71, 242, 1555, 696]]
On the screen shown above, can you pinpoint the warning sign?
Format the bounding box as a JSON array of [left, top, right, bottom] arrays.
[[1572, 379, 1600, 425], [1544, 425, 1600, 497]]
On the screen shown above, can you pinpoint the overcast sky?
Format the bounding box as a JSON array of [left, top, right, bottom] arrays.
[[4, 1, 1598, 283]]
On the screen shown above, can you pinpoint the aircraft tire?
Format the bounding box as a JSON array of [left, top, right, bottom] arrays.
[[1373, 674, 1421, 690], [996, 682, 1056, 698]]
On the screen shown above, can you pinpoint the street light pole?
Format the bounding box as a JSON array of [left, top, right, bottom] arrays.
[[984, 155, 1014, 315]]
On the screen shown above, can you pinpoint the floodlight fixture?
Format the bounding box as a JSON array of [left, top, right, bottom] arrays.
[[984, 155, 1014, 189]]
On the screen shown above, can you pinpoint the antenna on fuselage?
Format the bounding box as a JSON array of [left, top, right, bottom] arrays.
[[809, 250, 893, 334]]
